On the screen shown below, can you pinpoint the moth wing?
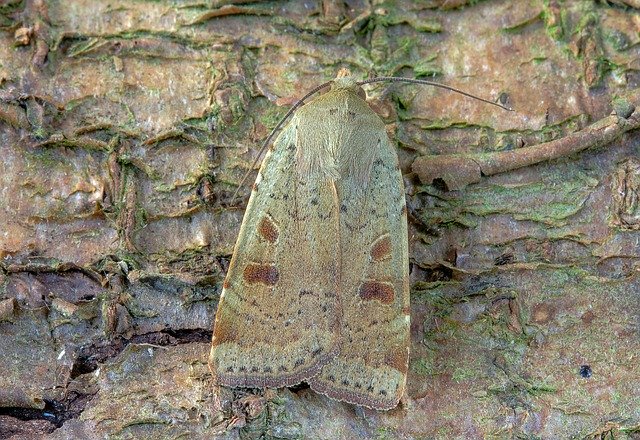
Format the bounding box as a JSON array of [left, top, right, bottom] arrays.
[[308, 129, 410, 410], [209, 122, 341, 387]]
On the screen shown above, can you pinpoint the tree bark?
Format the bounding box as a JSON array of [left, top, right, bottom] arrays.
[[1, 1, 639, 439]]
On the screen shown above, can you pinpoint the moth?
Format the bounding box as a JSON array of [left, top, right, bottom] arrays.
[[209, 70, 508, 410]]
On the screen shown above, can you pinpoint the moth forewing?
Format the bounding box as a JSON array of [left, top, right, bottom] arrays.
[[304, 96, 410, 409], [209, 121, 342, 388]]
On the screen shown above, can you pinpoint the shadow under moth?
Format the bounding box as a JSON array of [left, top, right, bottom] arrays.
[[209, 69, 509, 410]]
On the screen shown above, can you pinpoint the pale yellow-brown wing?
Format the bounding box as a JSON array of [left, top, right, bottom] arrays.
[[304, 87, 410, 410], [209, 121, 342, 388]]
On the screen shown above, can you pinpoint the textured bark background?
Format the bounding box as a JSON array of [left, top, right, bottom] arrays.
[[1, 0, 639, 439]]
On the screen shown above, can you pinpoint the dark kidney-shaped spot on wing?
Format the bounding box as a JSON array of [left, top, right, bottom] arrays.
[[358, 280, 395, 304], [243, 263, 279, 286]]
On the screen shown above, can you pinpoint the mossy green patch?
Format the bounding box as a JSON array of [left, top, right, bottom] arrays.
[[542, 0, 571, 41], [0, 0, 23, 29], [605, 29, 632, 52], [134, 207, 148, 230], [376, 427, 402, 440], [257, 98, 288, 130], [411, 356, 437, 376], [414, 54, 442, 78], [418, 167, 598, 228], [452, 366, 480, 383]]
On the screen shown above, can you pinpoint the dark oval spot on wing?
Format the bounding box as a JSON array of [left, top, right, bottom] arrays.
[[258, 216, 279, 243], [358, 281, 395, 304], [371, 235, 392, 261], [243, 263, 279, 286]]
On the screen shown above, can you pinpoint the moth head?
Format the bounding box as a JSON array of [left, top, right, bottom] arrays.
[[331, 74, 367, 100]]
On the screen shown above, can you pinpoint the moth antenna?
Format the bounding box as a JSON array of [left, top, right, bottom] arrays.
[[357, 77, 514, 112], [229, 80, 334, 204]]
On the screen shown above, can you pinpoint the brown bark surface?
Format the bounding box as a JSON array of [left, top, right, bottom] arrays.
[[1, 1, 639, 439]]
